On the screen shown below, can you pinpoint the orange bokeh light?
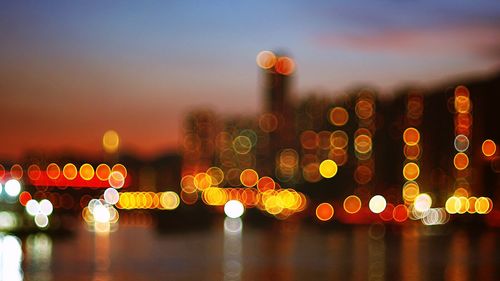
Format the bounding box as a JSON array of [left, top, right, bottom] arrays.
[[316, 203, 334, 221], [354, 165, 373, 185], [10, 164, 23, 180], [454, 96, 471, 113], [453, 153, 469, 170], [63, 163, 78, 180], [112, 164, 127, 178], [403, 127, 420, 145], [329, 148, 348, 166], [19, 191, 32, 206], [300, 130, 319, 150], [257, 176, 275, 193], [259, 113, 278, 133], [482, 139, 496, 157], [79, 163, 95, 181], [240, 169, 259, 187], [343, 195, 362, 214], [330, 130, 349, 149], [355, 99, 374, 120], [354, 134, 372, 154], [275, 56, 295, 75], [46, 163, 61, 180], [27, 164, 41, 180], [329, 107, 349, 126], [393, 204, 408, 222], [194, 172, 212, 191], [404, 144, 421, 160], [95, 164, 111, 181], [454, 85, 469, 98], [403, 162, 420, 181]]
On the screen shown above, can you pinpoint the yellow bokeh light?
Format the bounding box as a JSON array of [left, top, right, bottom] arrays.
[[475, 197, 492, 214], [264, 195, 284, 215], [79, 163, 95, 181], [319, 159, 338, 178], [194, 173, 212, 191], [160, 191, 180, 210], [402, 181, 420, 202], [445, 196, 460, 214], [457, 196, 469, 214], [103, 130, 120, 153]]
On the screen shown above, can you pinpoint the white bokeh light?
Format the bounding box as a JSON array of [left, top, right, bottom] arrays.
[[224, 200, 245, 218], [414, 193, 432, 213], [34, 213, 49, 228], [369, 195, 387, 214], [39, 199, 53, 216], [104, 188, 119, 205], [26, 200, 40, 216], [93, 204, 111, 223], [5, 179, 21, 197]]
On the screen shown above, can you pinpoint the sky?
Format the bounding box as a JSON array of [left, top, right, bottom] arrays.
[[1, 0, 499, 159]]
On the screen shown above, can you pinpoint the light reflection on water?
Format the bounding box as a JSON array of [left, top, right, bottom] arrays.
[[2, 221, 500, 281]]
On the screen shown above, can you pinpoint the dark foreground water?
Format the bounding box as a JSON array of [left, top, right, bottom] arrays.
[[2, 218, 500, 281]]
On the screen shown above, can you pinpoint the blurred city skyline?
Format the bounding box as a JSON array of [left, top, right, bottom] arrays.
[[2, 1, 500, 159]]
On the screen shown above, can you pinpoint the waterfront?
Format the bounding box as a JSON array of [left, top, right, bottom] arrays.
[[1, 219, 497, 281]]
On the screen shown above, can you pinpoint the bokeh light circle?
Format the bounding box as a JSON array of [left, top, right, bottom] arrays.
[[369, 195, 386, 214]]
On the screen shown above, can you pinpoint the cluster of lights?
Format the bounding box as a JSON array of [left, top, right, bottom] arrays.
[[445, 195, 493, 214], [452, 86, 472, 195], [116, 191, 180, 210], [256, 50, 295, 76], [354, 91, 376, 203], [181, 162, 308, 219], [81, 187, 122, 232], [397, 91, 427, 224], [0, 162, 128, 189], [25, 199, 53, 228], [277, 148, 300, 183]]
